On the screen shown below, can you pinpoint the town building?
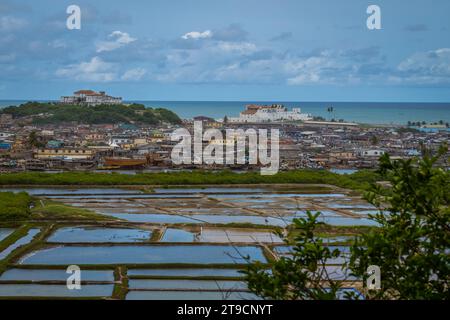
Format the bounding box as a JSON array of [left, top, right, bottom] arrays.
[[35, 148, 96, 160]]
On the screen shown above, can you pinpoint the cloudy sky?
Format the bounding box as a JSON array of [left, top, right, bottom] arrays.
[[1, 0, 450, 101]]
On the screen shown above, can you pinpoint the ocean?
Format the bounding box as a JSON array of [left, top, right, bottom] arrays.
[[0, 100, 449, 125]]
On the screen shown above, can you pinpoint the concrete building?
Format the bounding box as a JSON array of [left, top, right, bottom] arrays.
[[35, 148, 95, 160]]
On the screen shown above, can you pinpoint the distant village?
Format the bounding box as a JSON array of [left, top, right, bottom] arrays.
[[0, 90, 448, 173]]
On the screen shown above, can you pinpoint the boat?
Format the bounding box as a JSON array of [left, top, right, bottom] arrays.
[[104, 157, 149, 167]]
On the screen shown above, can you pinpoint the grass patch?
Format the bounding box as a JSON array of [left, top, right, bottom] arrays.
[[112, 266, 128, 300], [30, 200, 118, 222]]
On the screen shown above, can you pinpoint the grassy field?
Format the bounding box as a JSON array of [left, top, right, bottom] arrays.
[[0, 169, 380, 191], [0, 192, 115, 223]]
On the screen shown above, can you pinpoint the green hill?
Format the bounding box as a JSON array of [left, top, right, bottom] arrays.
[[0, 102, 182, 125]]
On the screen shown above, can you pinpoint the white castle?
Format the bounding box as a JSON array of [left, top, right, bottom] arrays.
[[60, 90, 122, 106], [228, 104, 312, 123]]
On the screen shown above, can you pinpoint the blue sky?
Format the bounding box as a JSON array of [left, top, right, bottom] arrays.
[[1, 0, 450, 101]]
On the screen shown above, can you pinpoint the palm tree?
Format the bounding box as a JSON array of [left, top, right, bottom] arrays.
[[326, 106, 335, 121]]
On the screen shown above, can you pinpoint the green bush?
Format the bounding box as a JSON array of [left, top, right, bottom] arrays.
[[0, 170, 379, 190], [0, 192, 33, 221], [0, 102, 182, 125]]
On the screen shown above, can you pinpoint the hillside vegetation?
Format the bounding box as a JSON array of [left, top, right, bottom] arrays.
[[0, 102, 181, 125]]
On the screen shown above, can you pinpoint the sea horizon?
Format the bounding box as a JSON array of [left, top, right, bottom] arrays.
[[1, 100, 449, 125]]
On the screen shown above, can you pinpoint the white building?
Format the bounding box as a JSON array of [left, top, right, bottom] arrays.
[[228, 104, 312, 123], [60, 90, 122, 106], [360, 149, 385, 157]]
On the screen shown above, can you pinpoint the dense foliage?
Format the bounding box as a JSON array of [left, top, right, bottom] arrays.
[[0, 169, 379, 190], [349, 147, 449, 299], [245, 148, 449, 300], [0, 102, 181, 125], [0, 192, 33, 220], [245, 212, 350, 300]]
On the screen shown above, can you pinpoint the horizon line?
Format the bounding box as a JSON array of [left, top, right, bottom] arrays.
[[0, 99, 450, 104]]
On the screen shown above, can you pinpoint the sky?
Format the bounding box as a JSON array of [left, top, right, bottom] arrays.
[[0, 0, 450, 101]]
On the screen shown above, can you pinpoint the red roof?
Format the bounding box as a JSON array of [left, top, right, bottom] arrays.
[[74, 90, 97, 95]]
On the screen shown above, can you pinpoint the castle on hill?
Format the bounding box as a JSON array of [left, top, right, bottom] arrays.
[[228, 104, 312, 123], [60, 90, 122, 106]]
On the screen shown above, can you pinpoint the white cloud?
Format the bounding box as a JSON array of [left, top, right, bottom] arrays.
[[96, 31, 137, 52], [0, 16, 27, 31], [398, 48, 450, 74], [389, 48, 450, 85], [216, 41, 257, 53], [121, 68, 146, 81], [49, 39, 67, 49], [55, 56, 117, 82], [182, 30, 213, 40]]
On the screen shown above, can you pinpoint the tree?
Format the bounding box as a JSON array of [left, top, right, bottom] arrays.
[[244, 146, 449, 300], [326, 106, 335, 121], [244, 212, 356, 300], [349, 145, 449, 299], [223, 115, 228, 124], [370, 135, 379, 145], [27, 131, 45, 148]]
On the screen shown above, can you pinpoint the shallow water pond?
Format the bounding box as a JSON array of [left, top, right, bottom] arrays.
[[273, 245, 350, 264], [0, 269, 114, 282], [319, 216, 378, 226], [0, 229, 40, 260], [127, 268, 243, 278], [327, 203, 376, 209], [99, 213, 202, 224], [293, 210, 342, 217], [160, 228, 195, 242], [0, 284, 113, 297], [153, 188, 267, 194], [189, 214, 292, 227], [47, 194, 201, 199], [211, 193, 345, 200], [0, 229, 14, 242], [20, 245, 267, 265], [128, 279, 247, 290], [198, 229, 283, 243], [126, 290, 260, 300], [0, 188, 142, 195], [47, 227, 152, 243]]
